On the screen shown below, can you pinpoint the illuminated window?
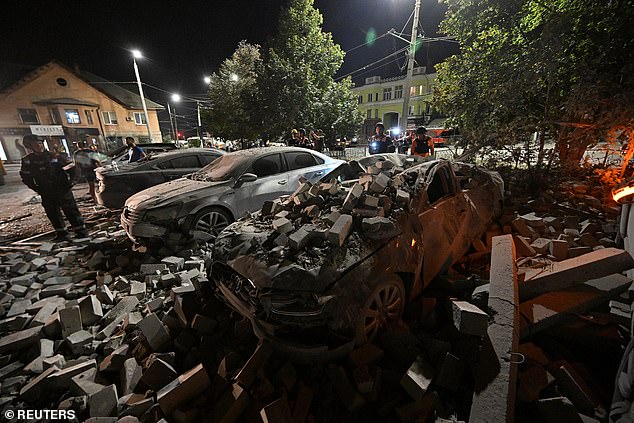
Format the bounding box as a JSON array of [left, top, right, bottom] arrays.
[[65, 109, 80, 124]]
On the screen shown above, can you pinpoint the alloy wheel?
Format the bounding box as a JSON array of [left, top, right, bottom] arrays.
[[194, 210, 230, 237], [362, 280, 404, 342]]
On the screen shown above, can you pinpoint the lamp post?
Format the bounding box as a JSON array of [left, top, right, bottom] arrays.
[[170, 94, 181, 142], [400, 0, 422, 132], [131, 49, 153, 142]]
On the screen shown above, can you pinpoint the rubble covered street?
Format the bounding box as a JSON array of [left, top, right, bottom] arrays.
[[0, 158, 632, 423]]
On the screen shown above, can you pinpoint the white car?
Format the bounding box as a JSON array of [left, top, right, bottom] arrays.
[[121, 147, 344, 246]]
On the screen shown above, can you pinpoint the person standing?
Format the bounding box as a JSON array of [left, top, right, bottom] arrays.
[[73, 142, 102, 202], [20, 134, 88, 241], [297, 128, 312, 149], [369, 122, 392, 154], [126, 137, 146, 163], [410, 127, 435, 157]]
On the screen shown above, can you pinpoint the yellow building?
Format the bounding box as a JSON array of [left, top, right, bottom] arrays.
[[0, 61, 164, 161], [352, 67, 437, 140]]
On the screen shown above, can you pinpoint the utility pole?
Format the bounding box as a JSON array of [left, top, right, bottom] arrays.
[[167, 103, 176, 141], [196, 101, 202, 140], [132, 53, 153, 142], [400, 0, 422, 132]]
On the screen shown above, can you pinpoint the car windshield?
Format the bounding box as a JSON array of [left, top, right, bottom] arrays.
[[188, 154, 243, 182]]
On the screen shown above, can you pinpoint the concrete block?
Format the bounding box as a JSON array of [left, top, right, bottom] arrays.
[[511, 218, 536, 238], [342, 183, 364, 211], [191, 314, 217, 335], [549, 239, 569, 261], [70, 368, 104, 396], [401, 356, 434, 401], [102, 296, 139, 326], [361, 216, 399, 240], [435, 353, 464, 391], [140, 357, 177, 390], [99, 344, 129, 373], [161, 256, 185, 271], [369, 172, 390, 193], [79, 295, 103, 326], [129, 282, 146, 299], [8, 284, 28, 297], [451, 300, 488, 336], [48, 359, 97, 389], [67, 330, 93, 354], [40, 283, 72, 298], [535, 396, 587, 423], [260, 398, 293, 423], [89, 384, 118, 417], [530, 238, 551, 254], [157, 363, 210, 415], [95, 285, 115, 305], [272, 217, 293, 234], [59, 306, 82, 338], [235, 341, 273, 388], [19, 365, 58, 403], [139, 313, 171, 351], [327, 214, 353, 247], [0, 325, 42, 354], [120, 357, 142, 396], [140, 263, 168, 275]]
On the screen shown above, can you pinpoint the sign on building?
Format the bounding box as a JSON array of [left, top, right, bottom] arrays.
[[29, 125, 64, 136]]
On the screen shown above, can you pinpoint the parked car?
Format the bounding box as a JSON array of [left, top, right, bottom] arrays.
[[121, 147, 344, 246], [96, 148, 224, 209], [428, 128, 460, 148], [109, 143, 178, 164], [209, 157, 504, 360]]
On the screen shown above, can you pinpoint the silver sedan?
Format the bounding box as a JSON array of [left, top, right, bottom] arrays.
[[121, 147, 344, 246]]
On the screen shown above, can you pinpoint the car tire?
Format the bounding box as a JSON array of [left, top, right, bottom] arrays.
[[188, 207, 233, 239], [354, 275, 405, 346]]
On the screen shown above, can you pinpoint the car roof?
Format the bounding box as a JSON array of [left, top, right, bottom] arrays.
[[148, 148, 225, 158]]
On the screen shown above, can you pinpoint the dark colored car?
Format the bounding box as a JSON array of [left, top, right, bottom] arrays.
[[109, 143, 178, 163], [210, 156, 504, 360], [96, 148, 224, 209]]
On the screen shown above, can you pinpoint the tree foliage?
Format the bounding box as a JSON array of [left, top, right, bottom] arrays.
[[203, 0, 362, 141], [434, 0, 634, 171], [202, 41, 262, 141]]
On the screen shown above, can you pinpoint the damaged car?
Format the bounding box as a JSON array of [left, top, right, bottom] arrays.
[[121, 147, 344, 246], [96, 148, 224, 209], [210, 157, 504, 360]]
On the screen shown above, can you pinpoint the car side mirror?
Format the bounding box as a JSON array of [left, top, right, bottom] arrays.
[[234, 173, 257, 188]]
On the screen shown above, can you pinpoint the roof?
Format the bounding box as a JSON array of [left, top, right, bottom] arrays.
[[0, 61, 164, 111], [33, 98, 99, 107], [78, 70, 164, 110]]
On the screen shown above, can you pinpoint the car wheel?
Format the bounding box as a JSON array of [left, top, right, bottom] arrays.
[[355, 275, 405, 345], [190, 207, 233, 238]]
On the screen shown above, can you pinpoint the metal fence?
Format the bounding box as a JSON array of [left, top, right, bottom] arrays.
[[323, 146, 461, 161]]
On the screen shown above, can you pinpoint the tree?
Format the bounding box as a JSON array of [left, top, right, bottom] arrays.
[[201, 41, 262, 142], [257, 0, 362, 138], [434, 0, 634, 173]]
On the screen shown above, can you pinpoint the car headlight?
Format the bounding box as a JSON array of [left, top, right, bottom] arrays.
[[144, 202, 183, 223]]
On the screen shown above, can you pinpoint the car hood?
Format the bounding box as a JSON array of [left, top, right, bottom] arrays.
[[125, 177, 231, 210]]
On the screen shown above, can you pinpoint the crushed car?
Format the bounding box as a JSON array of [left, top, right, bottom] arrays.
[[121, 147, 344, 246], [96, 148, 224, 209], [210, 156, 504, 360]]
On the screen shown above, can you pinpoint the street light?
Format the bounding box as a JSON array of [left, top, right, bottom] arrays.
[[203, 76, 211, 85], [131, 49, 154, 142]]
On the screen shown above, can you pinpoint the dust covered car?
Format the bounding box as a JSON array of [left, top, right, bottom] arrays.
[[121, 147, 343, 246], [210, 157, 504, 359]]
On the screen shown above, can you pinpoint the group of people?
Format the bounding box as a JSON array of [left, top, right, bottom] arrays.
[[18, 135, 147, 242], [371, 122, 435, 157], [287, 128, 325, 152]]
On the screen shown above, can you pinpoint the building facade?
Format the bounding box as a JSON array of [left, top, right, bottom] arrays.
[[352, 67, 437, 140], [0, 61, 164, 161]]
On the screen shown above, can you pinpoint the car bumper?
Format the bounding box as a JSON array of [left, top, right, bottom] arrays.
[[120, 208, 168, 243]]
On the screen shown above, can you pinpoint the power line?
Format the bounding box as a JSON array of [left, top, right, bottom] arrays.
[[336, 46, 409, 81]]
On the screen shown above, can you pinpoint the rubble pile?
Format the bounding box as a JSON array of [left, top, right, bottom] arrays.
[[216, 158, 422, 272]]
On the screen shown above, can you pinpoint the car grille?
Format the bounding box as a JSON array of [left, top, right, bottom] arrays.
[[211, 262, 259, 307], [123, 206, 144, 224]]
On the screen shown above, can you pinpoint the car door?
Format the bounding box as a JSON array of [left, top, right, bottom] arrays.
[[231, 153, 289, 216], [283, 151, 328, 188], [418, 164, 470, 287], [160, 155, 201, 181]]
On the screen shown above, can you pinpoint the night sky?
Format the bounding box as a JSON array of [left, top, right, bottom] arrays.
[[1, 0, 456, 135]]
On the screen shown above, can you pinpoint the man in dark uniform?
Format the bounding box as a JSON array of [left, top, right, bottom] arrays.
[[369, 122, 392, 155], [20, 134, 88, 241]]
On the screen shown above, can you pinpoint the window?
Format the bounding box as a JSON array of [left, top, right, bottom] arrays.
[[65, 109, 80, 124], [56, 78, 68, 87], [314, 155, 324, 164], [169, 155, 199, 169], [408, 105, 414, 116], [410, 86, 416, 96], [102, 111, 118, 125], [251, 154, 282, 177], [367, 93, 372, 102], [134, 112, 147, 125], [394, 85, 403, 99], [418, 85, 424, 96], [357, 95, 363, 105], [199, 154, 221, 167], [382, 88, 392, 101], [49, 108, 61, 124], [285, 152, 316, 171], [426, 103, 432, 114], [18, 108, 39, 124], [374, 109, 378, 119], [426, 167, 454, 204], [85, 110, 93, 125], [374, 93, 379, 102], [366, 109, 372, 119]]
